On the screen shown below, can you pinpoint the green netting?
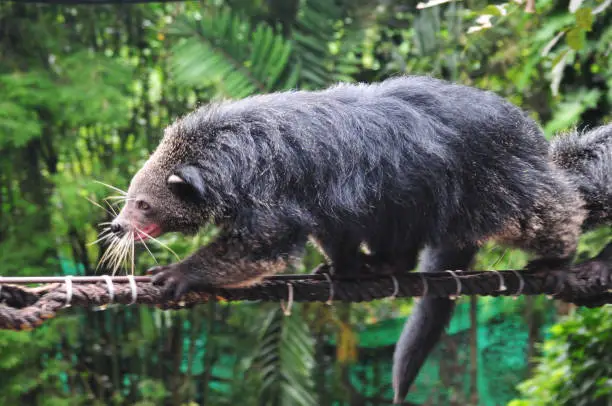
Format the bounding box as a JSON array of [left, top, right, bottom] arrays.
[[167, 299, 554, 405], [60, 258, 86, 275], [341, 300, 556, 405]]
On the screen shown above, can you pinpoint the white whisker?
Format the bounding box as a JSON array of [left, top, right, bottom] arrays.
[[88, 232, 114, 247], [105, 201, 129, 213], [93, 180, 127, 196], [131, 232, 135, 276], [84, 196, 115, 217], [97, 226, 111, 234], [121, 232, 133, 275], [108, 236, 126, 276], [134, 226, 181, 261], [103, 199, 118, 216], [140, 236, 159, 265], [104, 195, 132, 201], [97, 236, 119, 271], [104, 245, 120, 274], [112, 233, 132, 276], [121, 232, 133, 273], [101, 233, 127, 273]]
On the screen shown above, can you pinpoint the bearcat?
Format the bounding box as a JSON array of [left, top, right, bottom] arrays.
[[106, 76, 611, 403]]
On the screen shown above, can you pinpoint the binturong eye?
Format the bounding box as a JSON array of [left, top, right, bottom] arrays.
[[136, 199, 150, 211]]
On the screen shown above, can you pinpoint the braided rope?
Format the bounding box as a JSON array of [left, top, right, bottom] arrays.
[[1, 243, 611, 331]]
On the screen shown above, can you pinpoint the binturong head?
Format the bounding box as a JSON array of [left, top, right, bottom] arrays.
[[95, 116, 229, 274], [109, 121, 218, 244]]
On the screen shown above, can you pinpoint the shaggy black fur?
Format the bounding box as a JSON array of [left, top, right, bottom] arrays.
[[110, 76, 611, 404]]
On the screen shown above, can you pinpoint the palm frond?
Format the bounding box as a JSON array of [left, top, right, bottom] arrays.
[[168, 4, 298, 99], [292, 0, 361, 89], [254, 307, 318, 406]]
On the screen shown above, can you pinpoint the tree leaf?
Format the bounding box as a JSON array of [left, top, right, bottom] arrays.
[[566, 27, 586, 51], [575, 8, 594, 31]]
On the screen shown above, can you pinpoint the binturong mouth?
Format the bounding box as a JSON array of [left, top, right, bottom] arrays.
[[88, 181, 180, 275], [95, 218, 178, 275], [133, 223, 163, 242], [109, 221, 163, 242]]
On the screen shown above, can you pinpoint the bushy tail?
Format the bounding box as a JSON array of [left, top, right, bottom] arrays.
[[550, 123, 612, 230]]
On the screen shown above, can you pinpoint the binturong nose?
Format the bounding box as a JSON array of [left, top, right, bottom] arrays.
[[110, 221, 124, 236]]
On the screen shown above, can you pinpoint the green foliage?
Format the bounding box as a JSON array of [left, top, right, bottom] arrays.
[[52, 52, 133, 128], [134, 379, 169, 405], [168, 4, 299, 98], [0, 317, 82, 404], [292, 0, 360, 87], [0, 71, 50, 147], [253, 308, 317, 406], [510, 307, 612, 406], [0, 97, 41, 147], [544, 88, 601, 134], [0, 52, 131, 150]]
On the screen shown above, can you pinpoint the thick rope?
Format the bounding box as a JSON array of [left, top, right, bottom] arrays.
[[1, 243, 611, 331]]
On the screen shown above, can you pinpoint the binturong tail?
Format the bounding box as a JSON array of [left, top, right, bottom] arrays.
[[550, 122, 612, 230], [391, 123, 611, 404], [392, 245, 477, 404]]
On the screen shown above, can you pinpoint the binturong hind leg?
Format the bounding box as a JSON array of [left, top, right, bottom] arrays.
[[508, 179, 585, 273], [309, 229, 364, 277], [392, 244, 478, 404]]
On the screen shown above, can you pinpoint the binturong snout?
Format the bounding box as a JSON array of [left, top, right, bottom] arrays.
[[109, 199, 164, 243], [110, 220, 126, 237]]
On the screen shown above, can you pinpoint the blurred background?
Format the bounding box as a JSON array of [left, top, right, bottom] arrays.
[[0, 0, 611, 405]]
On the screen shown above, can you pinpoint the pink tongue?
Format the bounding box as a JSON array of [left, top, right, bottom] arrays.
[[136, 224, 161, 241]]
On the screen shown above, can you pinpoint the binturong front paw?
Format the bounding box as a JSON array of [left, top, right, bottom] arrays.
[[147, 264, 209, 301]]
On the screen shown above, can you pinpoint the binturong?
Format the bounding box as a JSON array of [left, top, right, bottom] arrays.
[[106, 76, 611, 403]]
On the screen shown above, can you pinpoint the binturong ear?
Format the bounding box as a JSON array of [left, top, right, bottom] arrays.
[[167, 164, 207, 201]]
